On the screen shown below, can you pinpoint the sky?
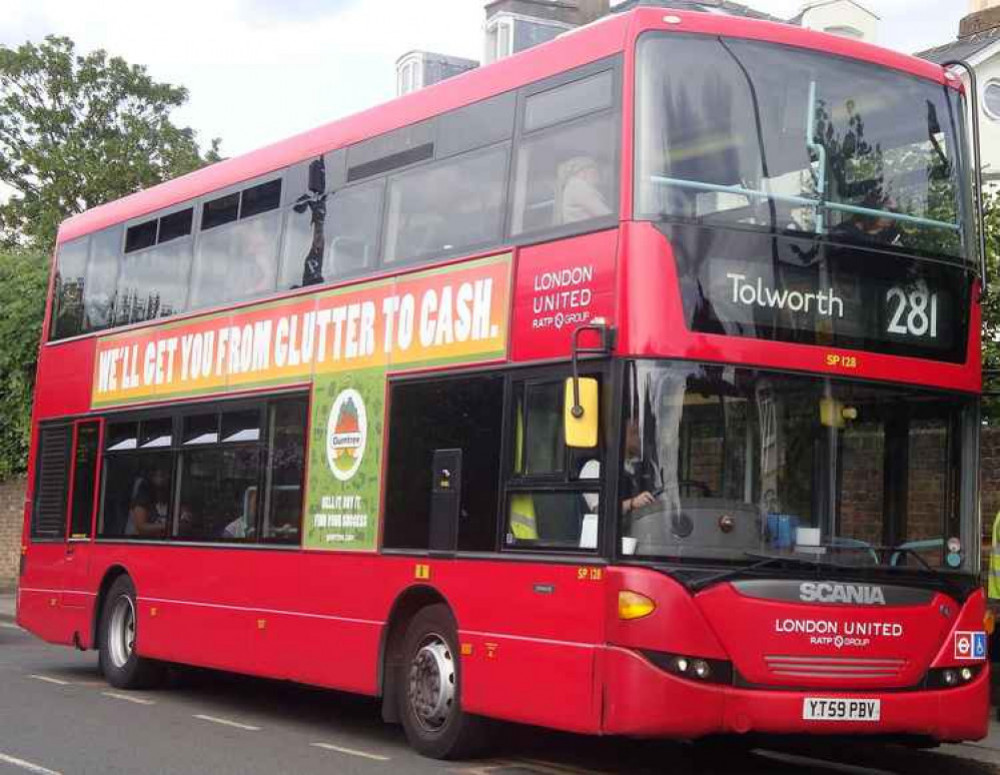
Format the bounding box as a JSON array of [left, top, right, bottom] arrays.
[[0, 0, 972, 160]]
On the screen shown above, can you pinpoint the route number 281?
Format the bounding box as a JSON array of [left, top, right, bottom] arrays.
[[886, 285, 938, 339]]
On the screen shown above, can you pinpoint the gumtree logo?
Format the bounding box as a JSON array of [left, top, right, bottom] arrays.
[[327, 389, 367, 481]]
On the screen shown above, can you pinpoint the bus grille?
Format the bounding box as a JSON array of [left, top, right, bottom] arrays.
[[764, 655, 907, 680]]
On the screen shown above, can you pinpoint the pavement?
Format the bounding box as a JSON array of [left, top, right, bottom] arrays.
[[2, 589, 1000, 772]]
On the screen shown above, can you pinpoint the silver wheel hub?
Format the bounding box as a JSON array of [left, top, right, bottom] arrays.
[[108, 595, 136, 669], [408, 635, 456, 732]]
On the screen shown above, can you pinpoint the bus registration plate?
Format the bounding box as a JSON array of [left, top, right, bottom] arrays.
[[802, 698, 880, 722]]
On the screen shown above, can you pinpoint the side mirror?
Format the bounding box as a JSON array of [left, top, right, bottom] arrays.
[[564, 377, 598, 448]]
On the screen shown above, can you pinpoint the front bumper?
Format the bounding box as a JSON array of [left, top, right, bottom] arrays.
[[602, 646, 990, 742]]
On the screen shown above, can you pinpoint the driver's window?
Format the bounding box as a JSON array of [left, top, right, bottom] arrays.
[[505, 377, 601, 551]]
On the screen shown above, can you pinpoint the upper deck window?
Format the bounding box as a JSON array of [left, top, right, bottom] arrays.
[[524, 70, 613, 133], [635, 33, 969, 262]]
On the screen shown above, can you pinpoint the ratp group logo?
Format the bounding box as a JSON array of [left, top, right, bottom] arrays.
[[326, 388, 367, 482]]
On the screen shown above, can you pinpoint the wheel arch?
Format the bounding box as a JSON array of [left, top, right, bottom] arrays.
[[378, 584, 454, 723]]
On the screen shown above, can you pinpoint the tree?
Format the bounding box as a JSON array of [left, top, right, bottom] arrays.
[[0, 35, 221, 248], [982, 189, 1000, 421], [0, 249, 48, 478]]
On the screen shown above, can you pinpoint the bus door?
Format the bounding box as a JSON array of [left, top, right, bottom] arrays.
[[22, 419, 100, 643], [62, 420, 102, 612]]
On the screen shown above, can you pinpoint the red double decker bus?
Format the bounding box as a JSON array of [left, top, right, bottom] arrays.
[[19, 6, 989, 757]]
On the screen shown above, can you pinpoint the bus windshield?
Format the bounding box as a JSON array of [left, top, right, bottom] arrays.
[[635, 34, 970, 261], [620, 361, 975, 572]]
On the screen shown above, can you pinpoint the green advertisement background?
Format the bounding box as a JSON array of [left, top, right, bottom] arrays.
[[304, 368, 386, 551]]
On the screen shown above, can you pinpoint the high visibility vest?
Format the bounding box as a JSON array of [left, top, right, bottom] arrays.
[[509, 401, 538, 540], [510, 494, 538, 540], [990, 511, 1000, 600]]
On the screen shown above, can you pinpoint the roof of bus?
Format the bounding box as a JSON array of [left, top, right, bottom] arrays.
[[56, 7, 953, 246]]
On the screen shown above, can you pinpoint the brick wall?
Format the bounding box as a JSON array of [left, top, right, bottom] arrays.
[[0, 477, 26, 591]]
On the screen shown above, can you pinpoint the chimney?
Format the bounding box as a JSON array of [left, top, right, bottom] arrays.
[[577, 0, 612, 24], [960, 4, 1000, 37]]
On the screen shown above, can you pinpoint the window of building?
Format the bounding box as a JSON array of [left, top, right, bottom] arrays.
[[984, 80, 1000, 121], [504, 376, 602, 552], [384, 375, 504, 552], [397, 56, 423, 96], [31, 425, 72, 540], [485, 16, 514, 63], [69, 422, 100, 539], [383, 144, 508, 264]]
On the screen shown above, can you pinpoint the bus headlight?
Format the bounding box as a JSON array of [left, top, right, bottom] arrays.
[[926, 665, 981, 689], [642, 650, 734, 685]]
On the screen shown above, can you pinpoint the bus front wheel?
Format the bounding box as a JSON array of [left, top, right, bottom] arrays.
[[398, 603, 484, 759], [98, 575, 164, 689]]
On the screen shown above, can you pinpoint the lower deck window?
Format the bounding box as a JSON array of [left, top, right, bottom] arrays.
[[99, 395, 307, 545]]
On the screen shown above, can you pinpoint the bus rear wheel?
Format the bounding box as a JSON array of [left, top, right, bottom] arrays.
[[398, 604, 484, 759], [98, 575, 164, 690]]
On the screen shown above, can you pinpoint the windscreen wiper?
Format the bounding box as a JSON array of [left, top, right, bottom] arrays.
[[687, 551, 828, 592]]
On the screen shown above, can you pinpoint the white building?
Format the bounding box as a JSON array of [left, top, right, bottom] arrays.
[[789, 1, 878, 43], [919, 0, 1000, 184]]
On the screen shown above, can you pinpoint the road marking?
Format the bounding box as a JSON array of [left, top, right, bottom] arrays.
[[0, 622, 21, 630], [27, 674, 70, 686], [102, 691, 155, 705], [755, 750, 894, 775], [518, 758, 612, 775], [311, 742, 391, 762], [193, 714, 260, 731], [0, 751, 63, 775]]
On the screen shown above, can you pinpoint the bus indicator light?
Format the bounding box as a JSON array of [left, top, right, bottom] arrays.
[[415, 564, 431, 580]]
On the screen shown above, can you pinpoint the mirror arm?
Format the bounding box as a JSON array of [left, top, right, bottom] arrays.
[[569, 319, 614, 418]]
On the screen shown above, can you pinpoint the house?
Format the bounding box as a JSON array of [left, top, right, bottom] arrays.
[[919, 1, 1000, 183], [394, 0, 881, 97]]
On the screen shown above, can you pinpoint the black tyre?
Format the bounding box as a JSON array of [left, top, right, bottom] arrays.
[[98, 575, 164, 689], [397, 604, 485, 759]]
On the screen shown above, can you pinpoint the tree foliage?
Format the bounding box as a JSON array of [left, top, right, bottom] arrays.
[[0, 249, 48, 479], [0, 37, 221, 478], [982, 189, 1000, 420], [0, 35, 221, 248]]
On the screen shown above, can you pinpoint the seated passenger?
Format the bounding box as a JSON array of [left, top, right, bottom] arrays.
[[125, 466, 170, 537], [557, 156, 612, 225]]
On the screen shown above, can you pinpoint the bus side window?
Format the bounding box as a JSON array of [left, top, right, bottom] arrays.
[[510, 67, 618, 238], [50, 237, 89, 341], [384, 375, 504, 552], [383, 145, 508, 265]]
